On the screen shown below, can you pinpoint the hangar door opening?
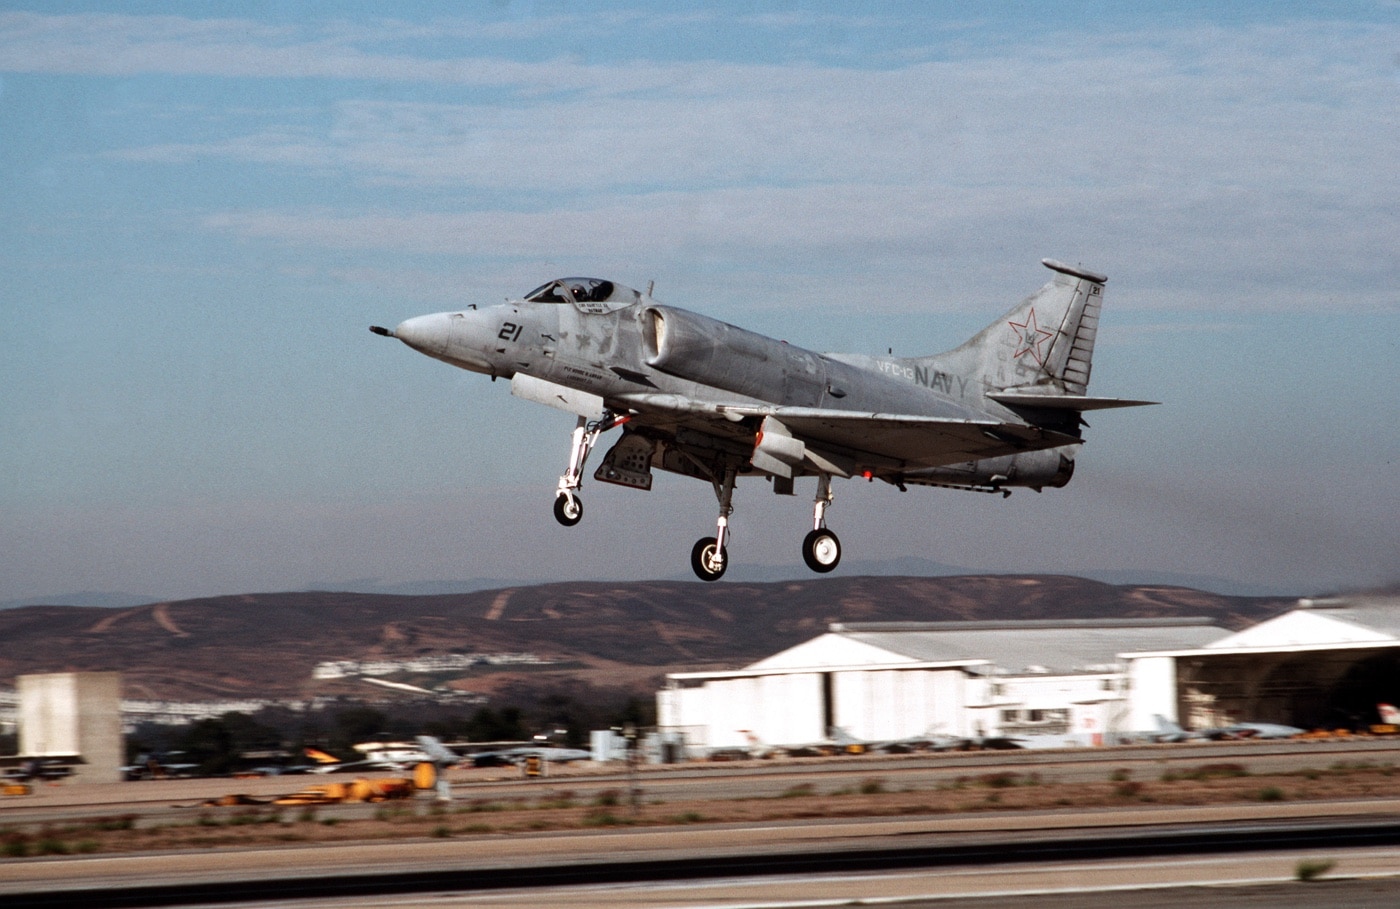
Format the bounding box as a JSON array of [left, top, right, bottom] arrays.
[[1177, 645, 1400, 730]]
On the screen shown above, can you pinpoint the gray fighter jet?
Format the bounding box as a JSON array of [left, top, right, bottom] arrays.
[[372, 258, 1153, 581]]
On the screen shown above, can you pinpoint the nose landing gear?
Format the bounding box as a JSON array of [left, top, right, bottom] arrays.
[[552, 412, 625, 527]]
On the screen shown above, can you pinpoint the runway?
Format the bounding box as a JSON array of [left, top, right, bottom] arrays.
[[4, 806, 1400, 907], [288, 850, 1400, 909]]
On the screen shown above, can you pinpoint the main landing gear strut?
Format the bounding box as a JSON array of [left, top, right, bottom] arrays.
[[802, 474, 841, 574], [690, 469, 841, 583], [690, 466, 736, 582]]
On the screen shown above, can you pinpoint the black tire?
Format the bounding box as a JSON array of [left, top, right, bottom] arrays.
[[802, 528, 841, 573], [553, 493, 582, 527], [690, 536, 728, 582]]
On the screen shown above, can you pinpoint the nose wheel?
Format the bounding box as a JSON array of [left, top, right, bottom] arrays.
[[553, 492, 582, 527]]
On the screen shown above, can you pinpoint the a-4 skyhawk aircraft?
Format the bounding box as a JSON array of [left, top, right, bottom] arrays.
[[372, 258, 1153, 581]]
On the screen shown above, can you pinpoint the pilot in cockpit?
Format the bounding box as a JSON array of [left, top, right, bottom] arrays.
[[524, 278, 615, 304]]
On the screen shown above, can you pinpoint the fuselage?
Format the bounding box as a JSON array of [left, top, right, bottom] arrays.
[[393, 292, 997, 427]]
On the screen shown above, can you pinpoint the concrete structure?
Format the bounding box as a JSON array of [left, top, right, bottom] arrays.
[[659, 596, 1400, 754], [18, 672, 123, 783]]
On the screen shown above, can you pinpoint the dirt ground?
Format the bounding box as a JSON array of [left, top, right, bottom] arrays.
[[3, 759, 1397, 859]]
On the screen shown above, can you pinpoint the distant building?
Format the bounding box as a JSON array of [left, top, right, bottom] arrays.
[[659, 618, 1225, 753], [1122, 595, 1400, 732], [657, 595, 1400, 754], [18, 672, 123, 783]]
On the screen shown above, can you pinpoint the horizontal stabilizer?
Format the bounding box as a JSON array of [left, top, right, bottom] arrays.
[[988, 392, 1159, 411]]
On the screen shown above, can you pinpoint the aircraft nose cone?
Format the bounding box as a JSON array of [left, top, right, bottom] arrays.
[[393, 313, 451, 355]]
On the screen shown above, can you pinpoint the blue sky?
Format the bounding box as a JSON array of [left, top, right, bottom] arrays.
[[1, 2, 1396, 602]]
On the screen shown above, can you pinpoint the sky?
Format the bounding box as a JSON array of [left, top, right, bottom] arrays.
[[1, 2, 1397, 603]]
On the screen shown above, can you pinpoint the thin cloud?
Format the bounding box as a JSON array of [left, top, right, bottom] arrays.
[[43, 13, 1390, 312]]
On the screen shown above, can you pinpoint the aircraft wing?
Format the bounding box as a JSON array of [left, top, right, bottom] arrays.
[[747, 407, 1078, 467], [614, 394, 1080, 471]]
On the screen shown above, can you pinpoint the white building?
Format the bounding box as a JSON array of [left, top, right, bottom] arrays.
[[659, 618, 1226, 752], [658, 596, 1400, 754], [1122, 596, 1400, 732]]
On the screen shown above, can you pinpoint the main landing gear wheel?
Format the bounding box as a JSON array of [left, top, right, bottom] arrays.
[[553, 493, 582, 527], [802, 528, 841, 573], [690, 536, 728, 582]]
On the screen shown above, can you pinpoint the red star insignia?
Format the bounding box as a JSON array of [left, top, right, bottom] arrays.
[[1008, 308, 1054, 366]]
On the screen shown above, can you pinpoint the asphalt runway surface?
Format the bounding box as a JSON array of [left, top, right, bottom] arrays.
[[4, 816, 1400, 908], [261, 849, 1400, 909]]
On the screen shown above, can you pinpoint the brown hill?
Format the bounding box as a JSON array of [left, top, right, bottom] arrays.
[[0, 576, 1295, 702]]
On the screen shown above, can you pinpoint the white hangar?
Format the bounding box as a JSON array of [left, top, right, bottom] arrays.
[[1126, 595, 1400, 732], [657, 617, 1227, 753], [656, 595, 1400, 753]]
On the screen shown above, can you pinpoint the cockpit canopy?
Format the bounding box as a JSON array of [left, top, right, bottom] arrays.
[[525, 278, 615, 303], [522, 277, 643, 312]]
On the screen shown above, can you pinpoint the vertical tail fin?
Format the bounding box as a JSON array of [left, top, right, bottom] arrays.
[[914, 258, 1107, 396], [1034, 259, 1106, 395]]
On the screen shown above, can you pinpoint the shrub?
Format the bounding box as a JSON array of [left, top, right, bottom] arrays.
[[1295, 858, 1335, 881], [37, 837, 69, 856]]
